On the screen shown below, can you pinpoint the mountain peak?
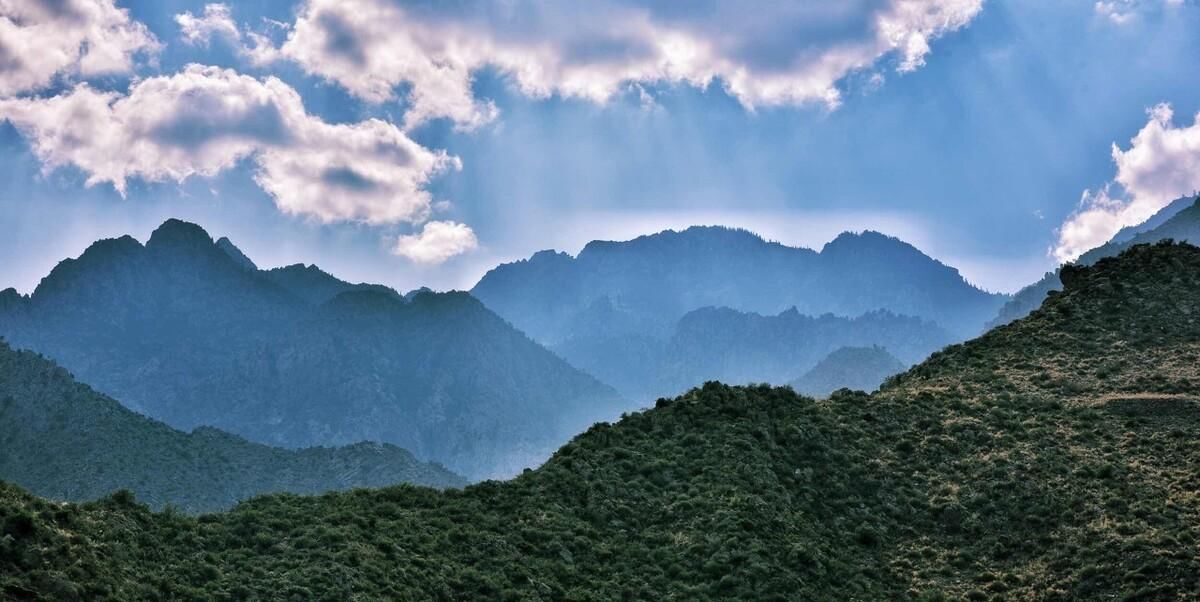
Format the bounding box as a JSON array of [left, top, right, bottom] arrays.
[[215, 237, 258, 271], [526, 249, 573, 264], [579, 225, 772, 258], [146, 219, 214, 250], [81, 234, 143, 258], [403, 286, 433, 301], [275, 262, 328, 275], [678, 224, 765, 240], [0, 287, 27, 312], [820, 230, 912, 254], [28, 235, 144, 301]]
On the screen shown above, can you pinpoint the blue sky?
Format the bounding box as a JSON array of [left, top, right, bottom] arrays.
[[3, 0, 1200, 295]]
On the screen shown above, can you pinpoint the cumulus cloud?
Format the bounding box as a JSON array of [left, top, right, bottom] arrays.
[[0, 64, 459, 224], [265, 0, 982, 130], [393, 220, 479, 264], [1054, 103, 1200, 262], [175, 3, 280, 65], [0, 0, 160, 97], [176, 3, 238, 46]]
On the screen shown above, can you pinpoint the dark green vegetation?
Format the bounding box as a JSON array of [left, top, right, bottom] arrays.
[[0, 340, 464, 512], [3, 241, 1198, 600], [475, 226, 991, 401], [991, 194, 1199, 327], [790, 345, 906, 397], [0, 220, 624, 479], [554, 306, 950, 401]]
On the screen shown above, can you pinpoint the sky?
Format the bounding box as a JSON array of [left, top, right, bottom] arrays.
[[2, 0, 1200, 295]]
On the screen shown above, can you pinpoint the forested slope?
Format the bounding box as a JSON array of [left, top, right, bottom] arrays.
[[0, 340, 465, 513]]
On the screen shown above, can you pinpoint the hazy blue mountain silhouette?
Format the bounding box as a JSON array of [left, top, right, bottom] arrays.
[[552, 306, 953, 401], [0, 219, 625, 479], [473, 226, 1007, 343], [261, 262, 401, 306], [0, 339, 465, 512], [991, 195, 1199, 327], [473, 226, 994, 400], [789, 345, 907, 398]]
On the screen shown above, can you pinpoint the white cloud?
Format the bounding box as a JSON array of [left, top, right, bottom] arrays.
[[393, 220, 479, 264], [1054, 103, 1200, 262], [175, 3, 280, 65], [0, 0, 160, 97], [1053, 186, 1129, 262], [1093, 0, 1187, 25], [176, 3, 239, 46], [1094, 1, 1138, 24], [0, 64, 459, 224], [267, 0, 982, 130], [256, 115, 460, 224]]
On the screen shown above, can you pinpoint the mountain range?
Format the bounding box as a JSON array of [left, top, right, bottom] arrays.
[[0, 220, 625, 480], [473, 226, 1007, 340], [553, 305, 952, 400], [473, 226, 1002, 401], [0, 339, 464, 513], [3, 240, 1197, 599]]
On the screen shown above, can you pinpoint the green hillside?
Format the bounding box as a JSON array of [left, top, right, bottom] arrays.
[[3, 241, 1199, 600], [989, 195, 1199, 327], [0, 340, 465, 514]]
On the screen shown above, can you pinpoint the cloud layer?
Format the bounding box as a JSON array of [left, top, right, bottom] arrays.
[[1054, 103, 1200, 262], [0, 0, 160, 97], [272, 0, 983, 129], [0, 0, 990, 267], [0, 65, 459, 224]]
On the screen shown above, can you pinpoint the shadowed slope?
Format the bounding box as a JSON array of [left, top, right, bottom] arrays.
[[0, 340, 465, 513]]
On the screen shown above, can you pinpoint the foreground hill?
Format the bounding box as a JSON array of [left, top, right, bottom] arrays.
[[790, 345, 906, 397], [991, 194, 1198, 326], [0, 220, 625, 479], [2, 241, 1198, 599], [0, 340, 464, 513]]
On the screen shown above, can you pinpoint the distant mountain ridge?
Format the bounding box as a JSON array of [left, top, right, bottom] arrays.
[[0, 219, 626, 479], [553, 305, 953, 401], [474, 226, 985, 400], [790, 345, 906, 397], [0, 339, 464, 512], [473, 226, 1008, 341]]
